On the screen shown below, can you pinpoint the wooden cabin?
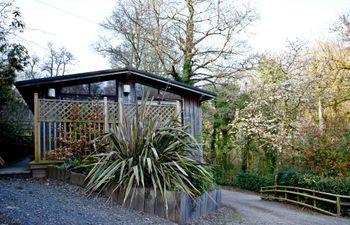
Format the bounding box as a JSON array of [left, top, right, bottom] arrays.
[[15, 68, 215, 162]]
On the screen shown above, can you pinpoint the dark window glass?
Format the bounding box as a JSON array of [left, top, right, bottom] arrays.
[[159, 89, 182, 101], [135, 83, 159, 100], [90, 81, 116, 96], [61, 84, 89, 95]]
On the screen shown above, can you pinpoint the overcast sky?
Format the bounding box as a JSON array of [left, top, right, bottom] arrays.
[[15, 0, 350, 75]]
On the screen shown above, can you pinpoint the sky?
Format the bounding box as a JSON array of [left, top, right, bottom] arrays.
[[15, 0, 350, 75]]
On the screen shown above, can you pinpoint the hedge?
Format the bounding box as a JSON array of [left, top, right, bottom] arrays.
[[235, 172, 274, 192], [277, 167, 350, 195]]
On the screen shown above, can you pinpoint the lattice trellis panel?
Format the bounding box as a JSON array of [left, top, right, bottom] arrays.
[[123, 104, 137, 121], [37, 98, 179, 160], [145, 104, 177, 122], [107, 101, 119, 122], [39, 99, 104, 122]]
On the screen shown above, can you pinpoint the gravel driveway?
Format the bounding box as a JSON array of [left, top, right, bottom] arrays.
[[0, 178, 349, 225], [0, 178, 175, 225], [216, 189, 350, 225]]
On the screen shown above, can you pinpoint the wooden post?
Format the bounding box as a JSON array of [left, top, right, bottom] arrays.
[[118, 97, 123, 124], [313, 191, 316, 208], [176, 100, 182, 124], [34, 93, 40, 161], [284, 187, 287, 200], [297, 189, 300, 202], [103, 97, 109, 133], [336, 196, 341, 216]]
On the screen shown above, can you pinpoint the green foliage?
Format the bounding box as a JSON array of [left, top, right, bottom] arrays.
[[202, 84, 251, 171], [277, 167, 350, 195], [213, 164, 237, 186], [235, 172, 274, 192], [258, 54, 286, 84], [63, 155, 97, 174], [0, 2, 28, 94], [85, 101, 214, 207], [214, 168, 275, 192], [0, 2, 30, 149]]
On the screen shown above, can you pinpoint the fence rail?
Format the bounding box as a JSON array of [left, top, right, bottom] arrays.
[[33, 94, 180, 161], [260, 185, 350, 217]]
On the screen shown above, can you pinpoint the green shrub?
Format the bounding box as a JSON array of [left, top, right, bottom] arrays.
[[315, 177, 350, 195], [213, 165, 236, 186], [235, 172, 274, 192], [277, 167, 350, 195]]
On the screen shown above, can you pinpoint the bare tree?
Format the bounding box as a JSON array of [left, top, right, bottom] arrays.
[[332, 13, 350, 44], [96, 0, 258, 85], [23, 55, 40, 79], [41, 42, 77, 77]]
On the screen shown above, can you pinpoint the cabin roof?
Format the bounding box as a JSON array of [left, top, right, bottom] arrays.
[[15, 68, 216, 107]]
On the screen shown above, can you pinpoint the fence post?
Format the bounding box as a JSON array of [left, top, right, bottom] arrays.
[[297, 189, 300, 202], [284, 187, 287, 200], [104, 97, 109, 133], [336, 196, 341, 216], [313, 191, 316, 208], [34, 93, 40, 161]]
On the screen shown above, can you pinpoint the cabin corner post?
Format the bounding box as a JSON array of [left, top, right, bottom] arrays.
[[176, 100, 182, 124], [103, 97, 109, 133], [34, 93, 40, 161], [118, 97, 123, 123]]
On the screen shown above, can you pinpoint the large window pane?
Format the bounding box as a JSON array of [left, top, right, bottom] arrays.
[[61, 84, 89, 95], [90, 81, 116, 96], [135, 83, 159, 100], [159, 89, 182, 101]]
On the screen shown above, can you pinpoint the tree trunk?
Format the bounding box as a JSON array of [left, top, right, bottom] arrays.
[[209, 121, 219, 162], [182, 0, 194, 85], [241, 136, 250, 172], [318, 97, 324, 134]]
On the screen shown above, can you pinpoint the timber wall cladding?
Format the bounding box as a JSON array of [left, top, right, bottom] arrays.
[[36, 98, 177, 160], [47, 166, 222, 225]]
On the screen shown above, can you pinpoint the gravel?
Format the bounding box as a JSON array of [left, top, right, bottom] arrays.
[[0, 178, 175, 225], [1, 178, 349, 225]]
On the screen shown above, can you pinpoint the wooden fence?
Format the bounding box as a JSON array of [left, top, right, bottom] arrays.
[[33, 93, 180, 161], [260, 185, 350, 216]]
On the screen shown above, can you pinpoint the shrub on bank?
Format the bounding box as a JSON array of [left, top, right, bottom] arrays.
[[235, 172, 274, 192], [277, 167, 350, 195]]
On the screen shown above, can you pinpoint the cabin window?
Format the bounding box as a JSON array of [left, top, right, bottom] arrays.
[[61, 84, 89, 95], [90, 81, 117, 96], [159, 89, 182, 101], [135, 83, 159, 100]]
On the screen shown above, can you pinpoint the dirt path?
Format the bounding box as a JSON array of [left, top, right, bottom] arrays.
[[221, 189, 350, 225]]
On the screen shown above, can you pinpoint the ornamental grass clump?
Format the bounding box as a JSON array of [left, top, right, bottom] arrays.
[[85, 100, 214, 207]]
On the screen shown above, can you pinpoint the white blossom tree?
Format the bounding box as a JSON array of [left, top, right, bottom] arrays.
[[231, 41, 315, 179]]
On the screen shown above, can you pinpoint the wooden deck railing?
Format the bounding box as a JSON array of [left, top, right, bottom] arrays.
[[260, 185, 350, 217]]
